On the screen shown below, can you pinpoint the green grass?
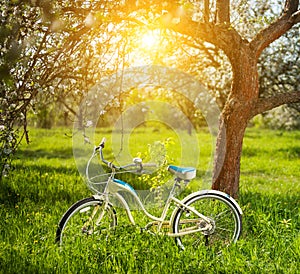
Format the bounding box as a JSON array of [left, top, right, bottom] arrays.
[[0, 127, 299, 273]]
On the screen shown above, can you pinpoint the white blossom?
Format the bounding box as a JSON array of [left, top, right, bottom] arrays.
[[3, 147, 12, 155], [86, 120, 93, 127]]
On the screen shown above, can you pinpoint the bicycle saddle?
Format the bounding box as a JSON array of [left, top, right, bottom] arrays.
[[167, 165, 196, 180]]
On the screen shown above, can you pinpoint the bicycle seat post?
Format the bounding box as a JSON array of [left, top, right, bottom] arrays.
[[174, 177, 182, 188]]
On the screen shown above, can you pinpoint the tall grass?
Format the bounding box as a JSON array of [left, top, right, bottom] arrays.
[[0, 127, 299, 273]]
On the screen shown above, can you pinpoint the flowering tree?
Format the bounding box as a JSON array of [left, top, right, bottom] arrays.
[[0, 1, 120, 176]]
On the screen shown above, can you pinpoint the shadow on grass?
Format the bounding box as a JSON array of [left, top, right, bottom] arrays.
[[0, 163, 84, 207], [277, 146, 300, 159], [242, 145, 300, 159], [11, 161, 78, 173], [16, 147, 74, 160], [0, 179, 74, 207]]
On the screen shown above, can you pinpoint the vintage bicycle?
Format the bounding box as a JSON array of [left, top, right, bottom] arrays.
[[56, 138, 242, 250]]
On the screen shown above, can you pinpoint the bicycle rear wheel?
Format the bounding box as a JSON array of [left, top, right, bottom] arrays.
[[172, 191, 242, 250], [56, 197, 117, 246]]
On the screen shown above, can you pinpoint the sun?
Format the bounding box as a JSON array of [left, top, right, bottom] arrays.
[[130, 29, 166, 65], [139, 30, 161, 50]]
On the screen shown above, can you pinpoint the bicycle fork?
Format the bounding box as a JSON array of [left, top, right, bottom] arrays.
[[82, 199, 111, 234]]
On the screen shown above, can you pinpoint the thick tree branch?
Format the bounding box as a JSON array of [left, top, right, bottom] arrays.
[[216, 0, 230, 23], [251, 91, 300, 117], [204, 0, 210, 22], [251, 0, 300, 58], [284, 0, 299, 13], [162, 17, 243, 61], [290, 10, 300, 23]]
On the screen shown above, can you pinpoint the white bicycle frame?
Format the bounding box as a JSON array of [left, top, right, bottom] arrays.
[[92, 173, 214, 238]]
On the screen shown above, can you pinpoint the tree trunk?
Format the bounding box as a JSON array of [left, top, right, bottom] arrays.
[[212, 44, 259, 198]]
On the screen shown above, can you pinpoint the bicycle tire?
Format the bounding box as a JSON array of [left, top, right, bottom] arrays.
[[172, 191, 242, 250], [56, 197, 117, 246]]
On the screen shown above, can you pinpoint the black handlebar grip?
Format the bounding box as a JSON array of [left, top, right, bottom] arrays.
[[99, 137, 106, 148]]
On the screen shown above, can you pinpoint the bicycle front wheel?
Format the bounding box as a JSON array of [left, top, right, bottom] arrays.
[[56, 197, 117, 246], [172, 191, 242, 250]]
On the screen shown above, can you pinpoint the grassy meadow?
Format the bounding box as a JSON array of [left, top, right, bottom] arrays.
[[0, 127, 299, 273]]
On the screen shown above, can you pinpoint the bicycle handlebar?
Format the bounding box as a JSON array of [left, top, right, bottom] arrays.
[[95, 137, 157, 172]]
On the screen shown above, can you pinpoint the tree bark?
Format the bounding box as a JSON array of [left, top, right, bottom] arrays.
[[212, 43, 259, 198], [216, 0, 230, 23]]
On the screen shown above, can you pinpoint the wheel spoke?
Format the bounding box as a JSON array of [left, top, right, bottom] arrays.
[[56, 197, 117, 246], [173, 192, 242, 250], [214, 209, 233, 221]]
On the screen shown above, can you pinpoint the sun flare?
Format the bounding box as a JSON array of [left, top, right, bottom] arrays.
[[130, 29, 167, 65], [139, 30, 161, 49]]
